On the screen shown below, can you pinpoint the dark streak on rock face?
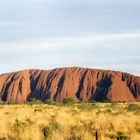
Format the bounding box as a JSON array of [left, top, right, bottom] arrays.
[[54, 74, 65, 100], [0, 67, 140, 102], [2, 74, 16, 101], [94, 77, 113, 101], [76, 70, 88, 100], [122, 73, 140, 98]]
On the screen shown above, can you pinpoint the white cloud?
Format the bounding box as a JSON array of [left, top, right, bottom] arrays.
[[0, 0, 58, 3], [0, 32, 140, 51], [0, 32, 140, 75], [96, 64, 140, 76]]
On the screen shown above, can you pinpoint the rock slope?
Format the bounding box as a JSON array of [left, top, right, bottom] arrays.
[[0, 67, 140, 102]]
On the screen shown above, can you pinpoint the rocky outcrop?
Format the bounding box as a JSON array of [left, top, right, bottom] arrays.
[[0, 67, 140, 102]]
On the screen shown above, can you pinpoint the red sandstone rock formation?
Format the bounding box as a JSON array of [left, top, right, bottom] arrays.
[[0, 67, 139, 102]]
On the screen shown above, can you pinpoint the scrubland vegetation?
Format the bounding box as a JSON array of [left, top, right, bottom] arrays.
[[0, 101, 139, 140]]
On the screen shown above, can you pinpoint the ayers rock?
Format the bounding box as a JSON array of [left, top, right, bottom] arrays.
[[0, 67, 140, 102]]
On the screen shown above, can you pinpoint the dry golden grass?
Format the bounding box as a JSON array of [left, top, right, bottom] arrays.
[[0, 102, 139, 140]]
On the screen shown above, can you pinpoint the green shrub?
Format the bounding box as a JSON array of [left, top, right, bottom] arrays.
[[116, 131, 130, 140], [77, 103, 96, 111], [63, 97, 74, 104], [45, 99, 55, 105], [28, 98, 43, 104], [11, 119, 27, 140], [42, 126, 50, 138], [42, 121, 62, 139], [126, 103, 140, 112]]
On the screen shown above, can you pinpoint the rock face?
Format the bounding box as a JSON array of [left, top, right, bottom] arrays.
[[0, 67, 140, 102]]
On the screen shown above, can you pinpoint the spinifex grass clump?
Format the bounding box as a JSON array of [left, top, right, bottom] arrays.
[[42, 120, 62, 140]]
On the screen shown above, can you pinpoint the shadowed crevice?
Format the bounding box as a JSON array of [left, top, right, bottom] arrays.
[[94, 75, 113, 101], [45, 70, 57, 93], [122, 73, 139, 99], [1, 74, 16, 101], [19, 78, 23, 94], [89, 86, 95, 101], [27, 71, 42, 101], [53, 74, 65, 100], [76, 70, 88, 100]]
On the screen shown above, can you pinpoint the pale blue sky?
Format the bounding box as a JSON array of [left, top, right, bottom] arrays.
[[0, 0, 140, 75]]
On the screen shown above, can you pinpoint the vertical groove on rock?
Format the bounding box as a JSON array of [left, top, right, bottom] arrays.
[[94, 75, 113, 101], [45, 70, 57, 94], [121, 73, 139, 99], [1, 74, 16, 101], [53, 74, 65, 100], [19, 78, 23, 94], [28, 72, 42, 100], [76, 70, 88, 100], [89, 86, 95, 100]]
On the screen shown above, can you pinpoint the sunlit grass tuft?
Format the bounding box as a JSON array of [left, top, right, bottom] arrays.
[[0, 102, 139, 140]]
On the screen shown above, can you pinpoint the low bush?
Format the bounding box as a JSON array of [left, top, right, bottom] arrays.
[[63, 97, 74, 104], [126, 103, 140, 112], [28, 98, 43, 104], [116, 131, 130, 140]]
